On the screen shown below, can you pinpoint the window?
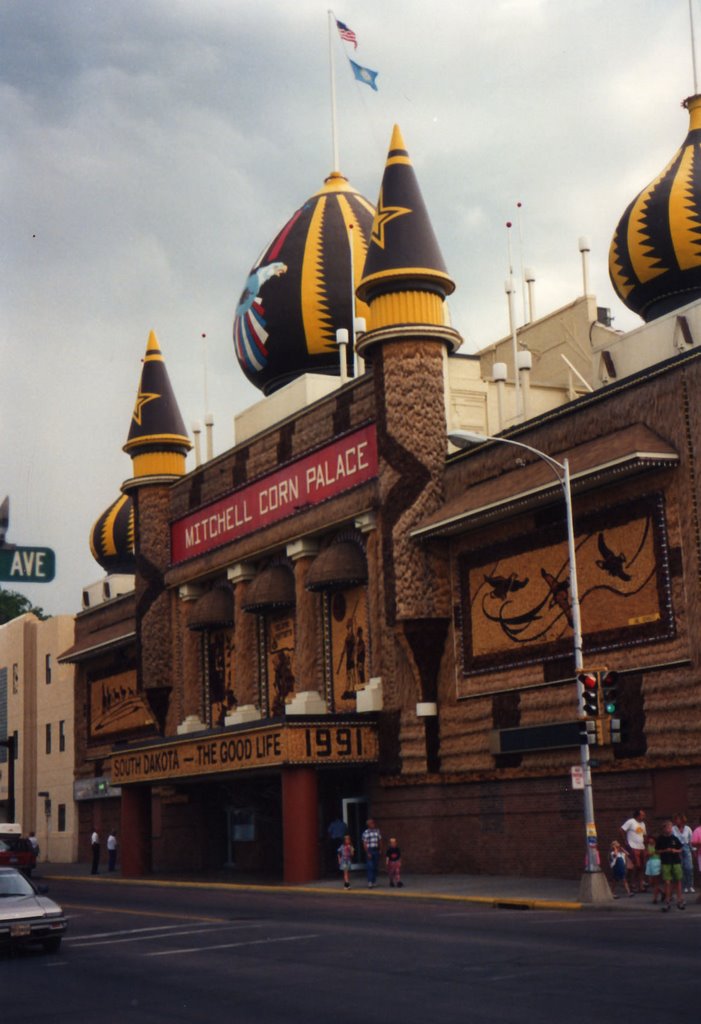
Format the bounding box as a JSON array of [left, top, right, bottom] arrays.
[[12, 663, 18, 694], [45, 723, 52, 755], [59, 720, 66, 752], [45, 654, 52, 685], [57, 804, 66, 832]]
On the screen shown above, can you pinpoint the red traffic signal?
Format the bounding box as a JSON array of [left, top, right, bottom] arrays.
[[578, 671, 600, 716]]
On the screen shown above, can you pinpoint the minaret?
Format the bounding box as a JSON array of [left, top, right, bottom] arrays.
[[122, 331, 192, 724], [357, 124, 462, 624]]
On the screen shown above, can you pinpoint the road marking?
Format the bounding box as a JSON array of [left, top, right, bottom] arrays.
[[61, 902, 231, 923], [68, 922, 260, 948], [147, 932, 320, 957]]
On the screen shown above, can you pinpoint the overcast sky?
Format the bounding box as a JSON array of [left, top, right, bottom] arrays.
[[1, 0, 697, 616]]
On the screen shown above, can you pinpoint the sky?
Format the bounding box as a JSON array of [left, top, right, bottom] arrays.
[[1, 0, 698, 616]]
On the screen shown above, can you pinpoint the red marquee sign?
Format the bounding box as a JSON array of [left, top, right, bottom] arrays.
[[171, 424, 377, 564]]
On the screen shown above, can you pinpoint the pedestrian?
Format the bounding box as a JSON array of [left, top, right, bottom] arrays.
[[691, 815, 701, 900], [385, 836, 403, 888], [609, 840, 631, 898], [327, 815, 347, 873], [644, 834, 662, 903], [107, 830, 118, 872], [337, 834, 354, 889], [620, 809, 647, 892], [673, 814, 694, 894], [656, 820, 685, 911], [361, 818, 382, 888], [90, 829, 100, 875], [27, 831, 40, 861]]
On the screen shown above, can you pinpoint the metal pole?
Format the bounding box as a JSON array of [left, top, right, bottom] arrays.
[[563, 459, 599, 873]]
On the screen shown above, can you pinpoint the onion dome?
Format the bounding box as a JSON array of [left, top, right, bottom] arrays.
[[123, 331, 192, 481], [89, 493, 135, 574], [609, 95, 701, 321], [233, 171, 375, 395]]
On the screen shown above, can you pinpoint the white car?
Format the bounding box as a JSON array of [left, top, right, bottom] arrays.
[[0, 866, 67, 953]]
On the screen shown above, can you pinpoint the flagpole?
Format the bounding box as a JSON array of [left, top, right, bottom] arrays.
[[328, 10, 340, 172]]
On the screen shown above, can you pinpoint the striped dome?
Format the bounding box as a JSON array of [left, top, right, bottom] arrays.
[[233, 172, 374, 395], [609, 95, 701, 321], [90, 493, 135, 574]]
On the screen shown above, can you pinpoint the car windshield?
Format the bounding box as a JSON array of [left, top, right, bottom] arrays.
[[0, 840, 9, 852], [0, 871, 35, 897]]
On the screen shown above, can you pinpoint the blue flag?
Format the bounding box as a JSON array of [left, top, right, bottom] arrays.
[[349, 59, 378, 91]]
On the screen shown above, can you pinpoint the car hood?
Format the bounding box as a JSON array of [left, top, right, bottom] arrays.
[[0, 895, 63, 921]]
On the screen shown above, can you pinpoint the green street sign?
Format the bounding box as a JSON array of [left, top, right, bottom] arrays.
[[0, 546, 56, 583]]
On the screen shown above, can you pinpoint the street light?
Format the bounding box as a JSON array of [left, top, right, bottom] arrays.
[[448, 429, 610, 901]]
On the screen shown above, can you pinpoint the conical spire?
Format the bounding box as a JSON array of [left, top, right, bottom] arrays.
[[357, 125, 455, 318], [123, 330, 191, 480], [609, 94, 701, 321]]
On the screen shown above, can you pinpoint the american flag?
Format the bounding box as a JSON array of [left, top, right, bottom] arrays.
[[336, 19, 358, 49]]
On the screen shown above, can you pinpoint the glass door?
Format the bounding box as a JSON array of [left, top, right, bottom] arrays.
[[342, 797, 368, 870]]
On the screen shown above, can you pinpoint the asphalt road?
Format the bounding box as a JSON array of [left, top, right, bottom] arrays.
[[3, 877, 698, 1023]]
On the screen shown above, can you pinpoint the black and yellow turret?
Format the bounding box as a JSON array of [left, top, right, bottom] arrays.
[[123, 330, 192, 486], [356, 124, 461, 351]]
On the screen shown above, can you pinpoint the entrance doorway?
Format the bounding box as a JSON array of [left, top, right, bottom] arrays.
[[342, 797, 368, 870]]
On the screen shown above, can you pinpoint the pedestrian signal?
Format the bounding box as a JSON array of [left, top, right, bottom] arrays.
[[578, 671, 600, 717], [600, 669, 619, 715]]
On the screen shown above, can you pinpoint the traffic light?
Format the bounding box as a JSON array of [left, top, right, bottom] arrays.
[[609, 717, 622, 744], [582, 720, 599, 745], [578, 671, 600, 717], [600, 670, 619, 715]]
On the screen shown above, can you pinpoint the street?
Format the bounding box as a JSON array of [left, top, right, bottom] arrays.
[[3, 877, 698, 1023]]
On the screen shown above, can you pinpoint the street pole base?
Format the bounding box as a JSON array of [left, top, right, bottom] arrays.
[[578, 870, 614, 903]]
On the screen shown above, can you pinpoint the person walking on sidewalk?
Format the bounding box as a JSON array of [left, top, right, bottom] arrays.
[[107, 830, 118, 872], [337, 834, 354, 889], [361, 818, 382, 888], [644, 834, 662, 903], [620, 809, 647, 892], [673, 814, 694, 894], [386, 837, 403, 888], [90, 829, 100, 875], [656, 820, 685, 911], [609, 840, 631, 898]]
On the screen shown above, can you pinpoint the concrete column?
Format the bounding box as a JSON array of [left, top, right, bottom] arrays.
[[120, 785, 152, 877], [281, 767, 319, 883]]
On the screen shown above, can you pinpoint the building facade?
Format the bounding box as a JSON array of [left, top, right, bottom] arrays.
[[66, 104, 701, 881]]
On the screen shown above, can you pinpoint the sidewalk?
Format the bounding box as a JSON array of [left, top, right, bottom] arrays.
[[36, 862, 700, 912]]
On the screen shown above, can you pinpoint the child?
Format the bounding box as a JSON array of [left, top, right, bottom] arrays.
[[337, 834, 354, 889], [609, 840, 631, 898], [385, 837, 403, 888], [645, 834, 662, 903]]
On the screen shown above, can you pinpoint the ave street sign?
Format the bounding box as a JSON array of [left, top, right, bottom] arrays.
[[0, 546, 56, 583]]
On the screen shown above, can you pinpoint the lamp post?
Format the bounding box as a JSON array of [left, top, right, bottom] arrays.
[[449, 430, 611, 901]]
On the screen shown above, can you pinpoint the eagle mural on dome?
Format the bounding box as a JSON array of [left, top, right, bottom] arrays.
[[233, 172, 374, 395]]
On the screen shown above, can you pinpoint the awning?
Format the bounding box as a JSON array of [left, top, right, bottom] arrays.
[[241, 565, 295, 613], [58, 623, 135, 663], [305, 541, 368, 592], [412, 424, 679, 540], [188, 584, 234, 631]]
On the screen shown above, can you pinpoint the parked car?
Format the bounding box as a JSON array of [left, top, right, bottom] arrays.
[[0, 866, 67, 953], [0, 835, 36, 877]]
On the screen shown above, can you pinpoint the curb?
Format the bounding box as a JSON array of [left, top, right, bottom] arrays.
[[42, 872, 584, 912]]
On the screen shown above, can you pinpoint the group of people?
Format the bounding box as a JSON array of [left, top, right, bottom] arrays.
[[334, 817, 403, 890], [90, 828, 119, 874], [609, 808, 701, 910]]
